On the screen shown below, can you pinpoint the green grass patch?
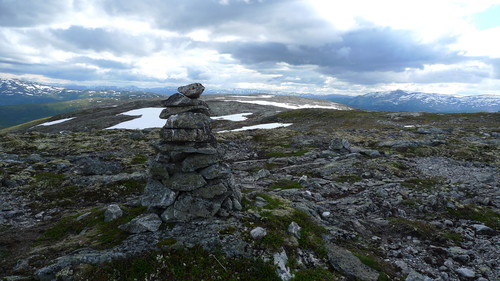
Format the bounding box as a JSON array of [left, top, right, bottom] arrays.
[[291, 267, 339, 281], [257, 208, 328, 258], [447, 205, 500, 229], [131, 154, 148, 165], [78, 245, 280, 281], [257, 194, 286, 210], [219, 226, 237, 235], [334, 174, 362, 183], [156, 238, 177, 248], [388, 217, 462, 245], [38, 206, 147, 249], [269, 179, 303, 190], [266, 149, 308, 158], [401, 177, 444, 190]]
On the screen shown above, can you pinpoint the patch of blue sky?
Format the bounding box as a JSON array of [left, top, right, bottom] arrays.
[[472, 5, 500, 30]]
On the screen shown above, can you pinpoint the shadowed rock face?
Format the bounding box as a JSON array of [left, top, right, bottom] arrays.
[[142, 83, 242, 221]]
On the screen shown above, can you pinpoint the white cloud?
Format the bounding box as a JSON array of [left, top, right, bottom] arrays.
[[0, 0, 499, 96]]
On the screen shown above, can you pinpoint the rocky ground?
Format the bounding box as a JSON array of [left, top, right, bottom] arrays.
[[0, 100, 498, 280]]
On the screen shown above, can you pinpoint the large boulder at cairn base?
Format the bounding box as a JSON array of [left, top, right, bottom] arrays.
[[141, 180, 178, 208]]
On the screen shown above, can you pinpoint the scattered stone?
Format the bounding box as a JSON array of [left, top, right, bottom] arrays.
[[104, 204, 122, 222], [455, 267, 475, 278], [326, 243, 379, 281], [405, 270, 433, 281], [119, 213, 162, 233], [471, 224, 494, 235], [329, 139, 351, 152], [287, 222, 301, 238], [250, 227, 267, 240], [274, 249, 293, 281]]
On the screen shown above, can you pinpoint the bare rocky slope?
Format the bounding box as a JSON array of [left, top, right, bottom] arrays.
[[0, 95, 498, 281]]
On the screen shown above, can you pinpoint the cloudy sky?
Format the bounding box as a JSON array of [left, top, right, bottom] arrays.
[[1, 0, 500, 96]]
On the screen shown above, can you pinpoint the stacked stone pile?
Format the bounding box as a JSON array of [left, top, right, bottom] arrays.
[[142, 83, 242, 221]]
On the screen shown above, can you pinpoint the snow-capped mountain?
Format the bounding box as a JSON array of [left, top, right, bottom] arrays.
[[0, 78, 163, 106], [346, 90, 500, 113]]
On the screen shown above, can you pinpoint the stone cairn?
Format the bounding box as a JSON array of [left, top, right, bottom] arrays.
[[141, 83, 242, 222]]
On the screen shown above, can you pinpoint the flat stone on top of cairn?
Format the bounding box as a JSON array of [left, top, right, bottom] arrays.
[[178, 83, 205, 99], [141, 83, 242, 222]]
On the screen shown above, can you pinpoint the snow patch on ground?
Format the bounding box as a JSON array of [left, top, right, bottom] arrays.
[[37, 118, 75, 127], [106, 108, 164, 130], [228, 100, 344, 110], [219, 123, 292, 133], [211, 113, 253, 121]]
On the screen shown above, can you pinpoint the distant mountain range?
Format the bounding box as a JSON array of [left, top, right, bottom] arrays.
[[0, 78, 162, 106], [0, 79, 163, 129], [1, 78, 499, 130]]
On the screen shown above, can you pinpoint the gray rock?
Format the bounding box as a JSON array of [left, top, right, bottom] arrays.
[[455, 267, 475, 278], [274, 249, 293, 281], [287, 222, 301, 238], [141, 180, 178, 208], [405, 270, 433, 281], [232, 198, 242, 211], [152, 141, 217, 155], [104, 204, 123, 222], [159, 105, 210, 119], [181, 154, 219, 172], [191, 183, 228, 199], [378, 140, 430, 148], [255, 169, 271, 180], [73, 157, 123, 175], [471, 224, 494, 234], [162, 93, 198, 107], [250, 227, 267, 240], [149, 161, 170, 181], [178, 83, 205, 99], [119, 213, 162, 233], [329, 139, 351, 152], [326, 243, 379, 281], [164, 172, 207, 191], [200, 164, 231, 180], [164, 112, 212, 130], [160, 127, 214, 143], [161, 194, 222, 221]]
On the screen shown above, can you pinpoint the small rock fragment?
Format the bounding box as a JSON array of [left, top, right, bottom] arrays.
[[287, 222, 301, 238], [104, 204, 123, 222], [250, 227, 267, 240]]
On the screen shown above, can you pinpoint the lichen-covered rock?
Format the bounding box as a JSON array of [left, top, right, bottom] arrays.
[[200, 164, 231, 180], [181, 154, 219, 172], [160, 127, 214, 143], [326, 243, 379, 281], [119, 213, 162, 233], [164, 172, 207, 191], [104, 204, 122, 222], [191, 183, 228, 199], [164, 112, 212, 130], [141, 180, 178, 208], [159, 105, 210, 119]]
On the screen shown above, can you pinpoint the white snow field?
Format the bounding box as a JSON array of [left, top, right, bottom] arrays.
[[106, 108, 164, 129], [227, 99, 346, 110], [37, 117, 75, 126], [218, 123, 292, 133], [106, 108, 255, 130], [211, 113, 253, 121]]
